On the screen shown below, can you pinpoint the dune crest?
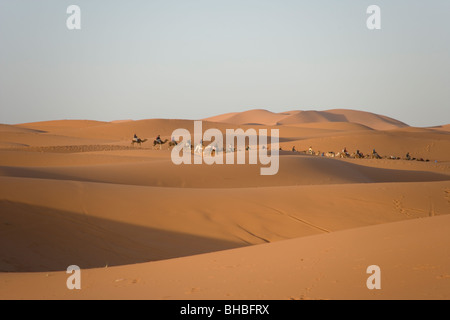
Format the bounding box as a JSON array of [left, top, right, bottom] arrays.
[[204, 108, 409, 130]]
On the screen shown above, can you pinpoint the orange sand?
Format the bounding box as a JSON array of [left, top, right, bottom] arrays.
[[0, 109, 449, 299]]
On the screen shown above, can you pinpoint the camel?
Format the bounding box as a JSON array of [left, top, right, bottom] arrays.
[[339, 152, 351, 158], [203, 145, 222, 156], [131, 138, 147, 146], [353, 151, 365, 159], [371, 152, 382, 159], [194, 143, 203, 154], [153, 138, 169, 149], [182, 141, 192, 151], [225, 144, 235, 153]]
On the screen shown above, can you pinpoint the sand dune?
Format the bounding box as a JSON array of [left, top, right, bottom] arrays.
[[0, 150, 158, 167], [0, 110, 449, 300], [0, 124, 43, 134], [429, 124, 450, 132], [281, 130, 450, 162], [203, 109, 283, 126], [277, 110, 347, 125], [1, 176, 449, 273], [282, 121, 374, 132], [204, 109, 409, 130], [16, 120, 107, 132], [325, 109, 409, 130], [5, 121, 448, 163], [1, 214, 449, 300], [0, 131, 114, 148], [0, 155, 448, 188], [14, 119, 255, 142]]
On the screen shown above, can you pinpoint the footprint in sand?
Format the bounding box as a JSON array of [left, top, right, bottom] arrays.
[[393, 198, 410, 216], [114, 278, 140, 286], [290, 295, 314, 300], [444, 189, 450, 204], [185, 287, 201, 295]]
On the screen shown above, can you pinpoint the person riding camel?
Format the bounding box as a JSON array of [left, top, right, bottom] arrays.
[[342, 147, 349, 157], [156, 135, 162, 144], [356, 149, 363, 158], [133, 133, 139, 142], [372, 148, 381, 159]]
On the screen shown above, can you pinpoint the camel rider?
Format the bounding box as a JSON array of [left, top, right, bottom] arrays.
[[156, 135, 162, 144], [133, 134, 139, 142]]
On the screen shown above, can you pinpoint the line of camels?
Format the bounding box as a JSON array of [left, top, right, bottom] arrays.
[[131, 136, 243, 154], [131, 138, 430, 162], [131, 137, 229, 154], [302, 148, 429, 161], [131, 138, 177, 149]]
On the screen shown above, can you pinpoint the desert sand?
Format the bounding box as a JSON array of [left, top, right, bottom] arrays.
[[0, 109, 449, 300]]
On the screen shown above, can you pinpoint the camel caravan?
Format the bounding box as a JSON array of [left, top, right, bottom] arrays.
[[131, 133, 260, 157], [293, 145, 430, 162], [131, 134, 177, 149], [131, 133, 206, 151], [131, 132, 430, 162]]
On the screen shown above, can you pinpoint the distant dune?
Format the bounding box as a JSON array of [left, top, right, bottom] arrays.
[[285, 121, 374, 131], [110, 120, 135, 124], [325, 109, 409, 130], [16, 120, 107, 132], [428, 124, 450, 132], [0, 124, 43, 134], [204, 109, 409, 130]]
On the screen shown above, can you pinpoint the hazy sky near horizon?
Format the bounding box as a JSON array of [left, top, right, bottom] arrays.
[[0, 0, 449, 126]]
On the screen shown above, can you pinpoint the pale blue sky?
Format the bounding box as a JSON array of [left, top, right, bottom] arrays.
[[0, 0, 449, 126]]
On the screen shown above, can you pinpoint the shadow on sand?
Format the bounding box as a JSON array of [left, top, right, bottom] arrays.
[[0, 201, 244, 272]]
